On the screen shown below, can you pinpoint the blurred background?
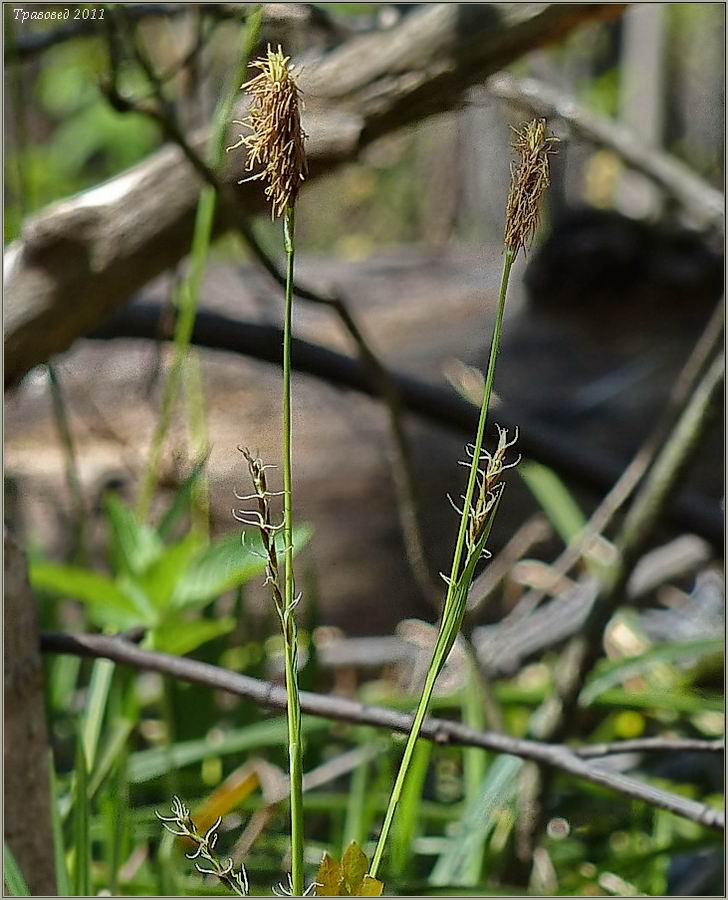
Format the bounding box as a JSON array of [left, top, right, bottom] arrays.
[[4, 3, 725, 897]]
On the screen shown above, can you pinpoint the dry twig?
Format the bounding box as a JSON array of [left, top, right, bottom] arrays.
[[40, 630, 724, 831]]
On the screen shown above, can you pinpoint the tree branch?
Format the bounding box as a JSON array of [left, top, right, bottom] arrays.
[[87, 303, 724, 545], [39, 630, 724, 831], [4, 3, 623, 386]]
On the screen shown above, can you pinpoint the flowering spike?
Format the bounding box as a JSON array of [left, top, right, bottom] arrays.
[[503, 119, 557, 256], [229, 44, 307, 218]]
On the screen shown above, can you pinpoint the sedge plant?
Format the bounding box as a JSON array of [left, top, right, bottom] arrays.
[[228, 46, 308, 896], [368, 119, 557, 880]]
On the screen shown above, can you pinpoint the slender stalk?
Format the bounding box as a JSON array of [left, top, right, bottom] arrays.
[[282, 206, 304, 895], [369, 249, 515, 879]]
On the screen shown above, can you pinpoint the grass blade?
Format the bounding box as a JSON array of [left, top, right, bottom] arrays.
[[72, 738, 91, 897], [81, 658, 115, 771], [519, 459, 586, 546], [48, 753, 70, 895], [3, 843, 31, 897], [128, 717, 328, 783], [430, 755, 521, 887], [390, 739, 432, 879]]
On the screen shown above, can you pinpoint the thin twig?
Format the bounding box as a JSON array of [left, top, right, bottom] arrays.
[[575, 737, 724, 758], [39, 631, 724, 831]]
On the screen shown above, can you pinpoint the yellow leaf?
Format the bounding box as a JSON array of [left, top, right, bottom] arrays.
[[313, 844, 385, 896], [342, 841, 369, 895], [358, 875, 384, 897], [314, 852, 344, 897]]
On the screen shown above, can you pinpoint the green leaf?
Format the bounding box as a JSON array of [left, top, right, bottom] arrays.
[[430, 755, 521, 887], [88, 717, 135, 800], [172, 524, 311, 610], [81, 659, 115, 771], [72, 739, 90, 897], [127, 716, 328, 783], [391, 740, 431, 878], [315, 853, 343, 896], [313, 843, 383, 896], [342, 841, 369, 895], [580, 638, 724, 706], [519, 460, 586, 545], [359, 876, 385, 897], [136, 532, 204, 610], [151, 617, 236, 656], [3, 843, 30, 897], [29, 563, 144, 627], [105, 493, 163, 576]]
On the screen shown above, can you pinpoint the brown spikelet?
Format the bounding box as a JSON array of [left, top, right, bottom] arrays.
[[503, 119, 557, 256], [229, 45, 307, 218]]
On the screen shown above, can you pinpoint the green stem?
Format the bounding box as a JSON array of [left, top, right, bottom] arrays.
[[369, 249, 515, 880], [282, 206, 304, 895]]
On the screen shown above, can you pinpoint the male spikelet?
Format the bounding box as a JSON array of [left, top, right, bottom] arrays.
[[503, 118, 557, 256], [230, 45, 307, 218]]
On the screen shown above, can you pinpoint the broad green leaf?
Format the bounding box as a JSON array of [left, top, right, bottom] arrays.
[[29, 563, 143, 627], [3, 843, 30, 897], [136, 532, 204, 610], [172, 524, 311, 610], [127, 716, 328, 783], [151, 617, 236, 656], [519, 460, 586, 545], [105, 494, 163, 576]]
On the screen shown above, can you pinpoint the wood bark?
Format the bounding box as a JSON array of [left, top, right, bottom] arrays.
[[3, 527, 57, 897], [4, 3, 622, 387]]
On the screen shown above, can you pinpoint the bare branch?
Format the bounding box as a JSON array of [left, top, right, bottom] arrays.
[[575, 737, 724, 759], [4, 3, 623, 386], [87, 303, 724, 545], [39, 630, 724, 831]]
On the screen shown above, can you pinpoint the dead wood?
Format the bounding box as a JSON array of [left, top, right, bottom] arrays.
[[4, 3, 623, 387]]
